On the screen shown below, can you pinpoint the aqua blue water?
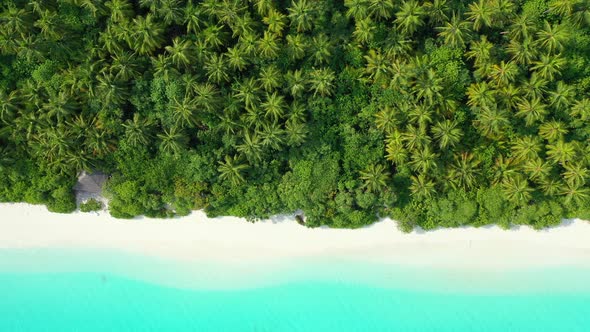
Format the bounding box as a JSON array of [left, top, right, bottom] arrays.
[[1, 249, 589, 332]]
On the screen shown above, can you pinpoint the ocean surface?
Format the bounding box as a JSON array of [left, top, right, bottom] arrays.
[[1, 249, 589, 332]]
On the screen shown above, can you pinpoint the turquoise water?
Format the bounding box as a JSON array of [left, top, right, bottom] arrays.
[[1, 249, 590, 331]]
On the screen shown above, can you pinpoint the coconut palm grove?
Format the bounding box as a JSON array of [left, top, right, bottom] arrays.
[[1, 0, 590, 230]]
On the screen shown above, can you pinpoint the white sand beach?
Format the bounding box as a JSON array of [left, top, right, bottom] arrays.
[[1, 202, 590, 271]]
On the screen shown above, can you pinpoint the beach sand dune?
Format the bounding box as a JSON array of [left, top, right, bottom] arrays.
[[1, 203, 589, 270]]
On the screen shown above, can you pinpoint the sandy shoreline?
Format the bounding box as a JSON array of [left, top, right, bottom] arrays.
[[1, 202, 590, 270]]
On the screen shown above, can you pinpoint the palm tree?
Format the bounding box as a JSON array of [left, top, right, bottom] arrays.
[[66, 150, 92, 173], [257, 30, 280, 59], [520, 73, 548, 100], [364, 49, 390, 84], [235, 32, 257, 58], [287, 101, 307, 124], [155, 0, 184, 25], [413, 69, 443, 105], [466, 81, 495, 109], [85, 127, 116, 157], [165, 37, 195, 69], [395, 0, 425, 36], [157, 126, 186, 155], [201, 24, 226, 50], [127, 14, 164, 55], [473, 106, 510, 139], [285, 120, 308, 147], [96, 72, 128, 107], [98, 24, 123, 54], [507, 12, 536, 42], [466, 35, 493, 68], [110, 51, 140, 81], [0, 89, 18, 123], [501, 174, 533, 204], [73, 0, 105, 17], [570, 98, 590, 121], [26, 0, 49, 15], [488, 61, 519, 87], [515, 97, 547, 126], [388, 59, 413, 89], [259, 65, 281, 92], [233, 78, 260, 109], [152, 54, 178, 82], [437, 13, 471, 48], [562, 162, 588, 187], [308, 68, 335, 97], [548, 0, 581, 18], [424, 0, 450, 25], [236, 130, 263, 162], [34, 9, 60, 40], [546, 140, 577, 165], [286, 34, 307, 60], [561, 182, 590, 205], [192, 83, 219, 113], [369, 0, 395, 20], [359, 164, 390, 193], [344, 0, 370, 20], [523, 158, 552, 181], [539, 176, 562, 196], [204, 53, 229, 83], [494, 0, 515, 24], [530, 54, 565, 81], [242, 105, 264, 128], [510, 136, 542, 163], [217, 104, 240, 135], [408, 103, 432, 126], [43, 91, 75, 123], [410, 146, 437, 174], [431, 119, 462, 149], [447, 152, 481, 190], [0, 146, 14, 173], [122, 113, 152, 147], [229, 14, 256, 39], [539, 120, 568, 142], [374, 106, 398, 134], [261, 92, 286, 122], [105, 0, 133, 23], [506, 38, 537, 66], [284, 69, 307, 98], [171, 97, 199, 128], [403, 125, 431, 151], [1, 4, 32, 38], [497, 84, 520, 110], [215, 0, 244, 27], [409, 174, 436, 199], [35, 127, 74, 164], [353, 18, 375, 45], [311, 33, 332, 65], [218, 155, 248, 186], [259, 122, 284, 150], [263, 9, 287, 36], [385, 133, 408, 165], [184, 0, 203, 34], [288, 0, 315, 32], [226, 46, 248, 72], [548, 81, 574, 110], [466, 0, 495, 31], [535, 21, 568, 54], [252, 0, 274, 16]]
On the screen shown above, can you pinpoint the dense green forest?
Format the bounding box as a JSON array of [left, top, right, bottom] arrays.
[[1, 0, 590, 231]]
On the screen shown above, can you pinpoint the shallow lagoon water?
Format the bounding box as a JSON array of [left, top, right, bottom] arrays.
[[1, 249, 589, 331]]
